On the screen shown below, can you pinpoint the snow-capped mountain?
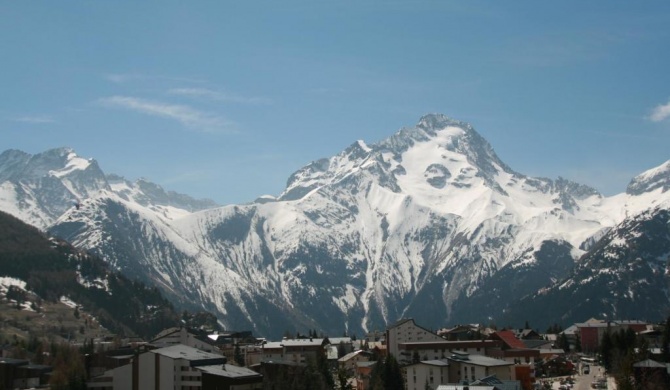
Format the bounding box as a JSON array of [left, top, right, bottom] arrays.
[[3, 115, 670, 337], [0, 147, 217, 230], [501, 204, 670, 329]]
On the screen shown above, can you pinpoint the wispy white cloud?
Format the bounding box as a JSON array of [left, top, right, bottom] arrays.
[[12, 115, 56, 124], [648, 99, 670, 122], [104, 73, 205, 84], [98, 96, 236, 133], [168, 87, 272, 104]]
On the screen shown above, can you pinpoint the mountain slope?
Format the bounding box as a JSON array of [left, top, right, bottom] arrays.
[[501, 204, 670, 329], [0, 210, 218, 338], [4, 115, 670, 337]]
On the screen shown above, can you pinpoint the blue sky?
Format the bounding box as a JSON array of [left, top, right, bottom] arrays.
[[2, 1, 669, 205]]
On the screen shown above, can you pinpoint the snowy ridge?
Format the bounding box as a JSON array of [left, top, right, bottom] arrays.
[[4, 114, 670, 337]]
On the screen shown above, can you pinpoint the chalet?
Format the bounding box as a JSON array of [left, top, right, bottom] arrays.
[[487, 331, 541, 365], [150, 326, 220, 354], [338, 350, 373, 374], [513, 329, 541, 340], [437, 324, 482, 341], [489, 331, 526, 350], [281, 337, 329, 364]]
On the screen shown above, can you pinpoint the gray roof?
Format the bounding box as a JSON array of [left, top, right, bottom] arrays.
[[522, 339, 552, 349], [281, 338, 325, 347], [357, 361, 377, 368], [448, 354, 512, 368], [633, 359, 667, 368], [339, 350, 372, 362], [420, 359, 450, 367], [329, 337, 352, 344], [151, 344, 224, 361], [197, 364, 262, 379], [263, 341, 284, 349]]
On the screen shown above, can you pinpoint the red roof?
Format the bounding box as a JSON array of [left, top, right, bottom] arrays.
[[492, 330, 527, 349]]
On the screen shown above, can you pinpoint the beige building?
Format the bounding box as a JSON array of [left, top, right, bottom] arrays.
[[403, 359, 450, 390], [386, 319, 444, 359]]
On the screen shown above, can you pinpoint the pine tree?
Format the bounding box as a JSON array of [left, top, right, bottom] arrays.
[[558, 333, 570, 352], [662, 316, 670, 362], [600, 330, 613, 372]]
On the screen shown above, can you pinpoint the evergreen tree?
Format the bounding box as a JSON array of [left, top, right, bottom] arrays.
[[557, 333, 570, 352], [600, 330, 613, 372], [336, 366, 353, 390], [662, 316, 670, 362], [317, 346, 334, 389], [382, 354, 404, 390], [338, 341, 347, 358]]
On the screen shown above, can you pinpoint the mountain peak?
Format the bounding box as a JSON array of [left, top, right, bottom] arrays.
[[416, 113, 473, 132], [626, 160, 670, 195]]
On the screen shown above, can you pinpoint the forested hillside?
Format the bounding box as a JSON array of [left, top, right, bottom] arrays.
[[0, 210, 218, 339]]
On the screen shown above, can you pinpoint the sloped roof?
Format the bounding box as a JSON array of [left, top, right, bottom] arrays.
[[633, 359, 667, 368], [263, 341, 283, 349], [339, 350, 372, 362], [329, 337, 352, 344], [420, 359, 450, 367], [492, 330, 526, 349], [150, 344, 224, 361], [198, 364, 261, 379], [523, 339, 552, 349], [448, 353, 512, 368], [281, 338, 326, 347]]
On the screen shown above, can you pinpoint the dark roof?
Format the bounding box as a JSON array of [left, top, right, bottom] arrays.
[[522, 339, 552, 349], [633, 359, 667, 368], [0, 358, 29, 366], [399, 340, 501, 350], [260, 359, 305, 367]]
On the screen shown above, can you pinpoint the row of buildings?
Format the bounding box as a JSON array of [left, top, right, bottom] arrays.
[[65, 315, 667, 389]]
